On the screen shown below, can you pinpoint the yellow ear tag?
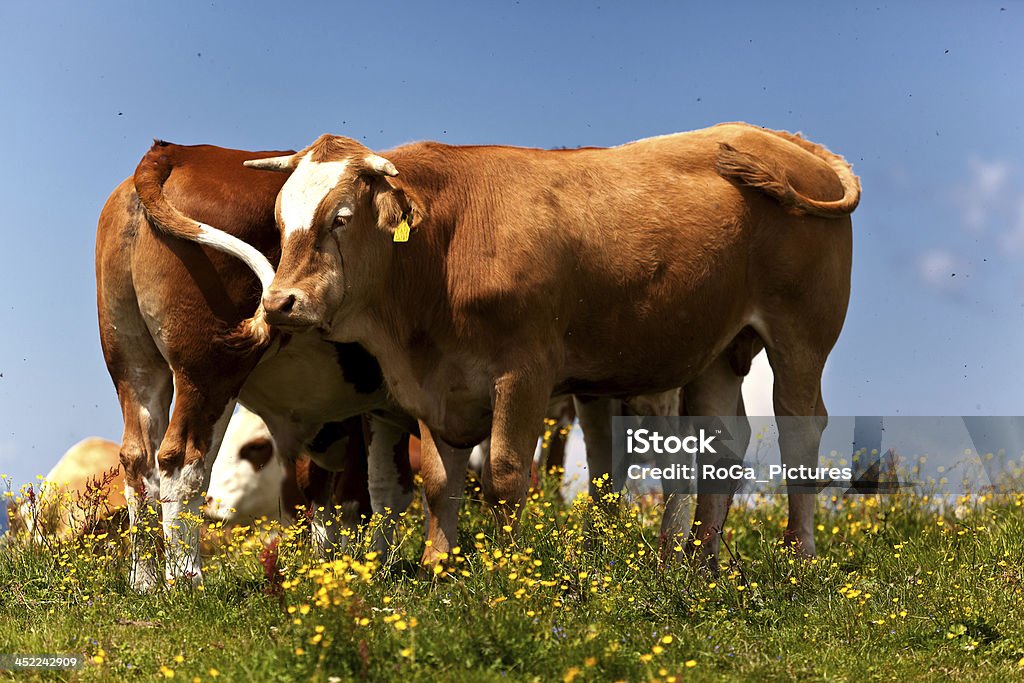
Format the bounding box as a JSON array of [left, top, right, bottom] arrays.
[[393, 218, 411, 243]]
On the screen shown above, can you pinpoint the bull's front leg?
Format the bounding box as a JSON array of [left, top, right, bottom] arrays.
[[418, 422, 471, 567], [481, 371, 553, 537]]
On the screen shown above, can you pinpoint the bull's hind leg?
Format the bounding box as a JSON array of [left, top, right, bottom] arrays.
[[114, 365, 172, 593], [573, 396, 616, 498], [538, 397, 575, 499], [97, 259, 172, 591], [673, 353, 751, 569], [365, 416, 415, 556], [157, 376, 237, 586], [763, 345, 829, 558]]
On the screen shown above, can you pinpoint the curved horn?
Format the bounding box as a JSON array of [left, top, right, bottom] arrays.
[[243, 154, 299, 172], [365, 154, 399, 177]]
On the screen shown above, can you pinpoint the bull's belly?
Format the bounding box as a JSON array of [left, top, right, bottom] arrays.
[[557, 318, 744, 396], [557, 355, 714, 398]]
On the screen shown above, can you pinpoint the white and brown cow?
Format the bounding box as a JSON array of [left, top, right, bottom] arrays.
[[97, 143, 415, 590], [205, 406, 415, 552], [233, 122, 859, 568], [3, 409, 369, 545], [205, 406, 286, 523]]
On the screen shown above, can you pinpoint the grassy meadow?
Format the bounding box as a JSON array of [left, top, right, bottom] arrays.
[[2, 469, 1024, 682]]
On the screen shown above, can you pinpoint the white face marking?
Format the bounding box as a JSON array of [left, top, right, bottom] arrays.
[[206, 407, 286, 522], [280, 156, 350, 237]]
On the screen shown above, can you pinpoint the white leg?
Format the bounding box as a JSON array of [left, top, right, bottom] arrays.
[[161, 400, 236, 586], [121, 381, 171, 593]]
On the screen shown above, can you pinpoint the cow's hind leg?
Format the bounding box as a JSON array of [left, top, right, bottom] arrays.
[[674, 353, 751, 570], [302, 417, 378, 557], [762, 343, 829, 558], [303, 461, 344, 557], [157, 377, 237, 587], [100, 298, 172, 592], [116, 367, 172, 593], [538, 398, 575, 500], [573, 396, 616, 498], [365, 416, 415, 556]]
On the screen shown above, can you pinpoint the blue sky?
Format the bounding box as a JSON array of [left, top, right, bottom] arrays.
[[1, 1, 1023, 495]]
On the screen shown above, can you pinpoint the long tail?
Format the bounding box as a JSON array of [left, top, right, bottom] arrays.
[[715, 131, 860, 218], [133, 140, 273, 346]]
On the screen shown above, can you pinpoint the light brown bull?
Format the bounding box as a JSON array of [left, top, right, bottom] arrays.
[[164, 123, 859, 568]]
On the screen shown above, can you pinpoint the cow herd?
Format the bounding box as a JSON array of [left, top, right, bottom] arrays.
[[3, 408, 357, 541], [48, 121, 861, 591]]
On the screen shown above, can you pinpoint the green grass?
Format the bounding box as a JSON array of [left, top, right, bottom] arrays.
[[2, 474, 1024, 682]]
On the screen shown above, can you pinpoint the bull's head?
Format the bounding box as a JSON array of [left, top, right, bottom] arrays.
[[244, 135, 417, 334]]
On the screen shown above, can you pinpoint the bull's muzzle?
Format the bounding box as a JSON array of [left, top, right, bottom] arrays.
[[263, 288, 313, 330]]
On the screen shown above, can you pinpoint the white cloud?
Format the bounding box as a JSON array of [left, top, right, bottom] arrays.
[[997, 196, 1024, 255], [957, 158, 1011, 234], [950, 156, 1024, 257]]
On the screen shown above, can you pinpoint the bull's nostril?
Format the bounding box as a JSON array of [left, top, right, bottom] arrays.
[[265, 290, 299, 317]]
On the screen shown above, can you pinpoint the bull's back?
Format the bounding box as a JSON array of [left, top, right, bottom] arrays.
[[422, 124, 853, 392], [560, 126, 852, 389]]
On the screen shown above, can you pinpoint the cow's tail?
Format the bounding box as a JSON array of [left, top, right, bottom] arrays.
[[715, 131, 860, 218], [133, 140, 274, 346]]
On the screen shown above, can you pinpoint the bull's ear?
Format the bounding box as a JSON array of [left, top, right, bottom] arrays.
[[369, 176, 421, 235], [243, 153, 299, 172]]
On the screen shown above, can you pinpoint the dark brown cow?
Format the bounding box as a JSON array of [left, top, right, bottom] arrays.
[[96, 143, 414, 590], [234, 122, 858, 568]]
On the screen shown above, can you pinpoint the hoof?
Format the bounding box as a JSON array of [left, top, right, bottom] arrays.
[[782, 529, 816, 558]]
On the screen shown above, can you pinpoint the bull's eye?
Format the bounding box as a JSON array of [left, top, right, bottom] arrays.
[[333, 206, 354, 230]]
